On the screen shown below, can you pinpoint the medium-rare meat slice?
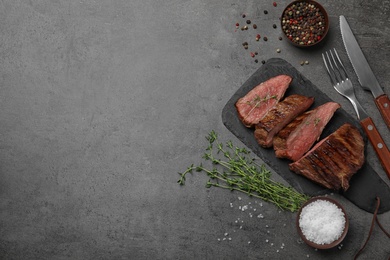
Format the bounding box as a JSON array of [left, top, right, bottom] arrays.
[[254, 94, 314, 148], [289, 123, 365, 191], [235, 75, 292, 128], [273, 102, 340, 161]]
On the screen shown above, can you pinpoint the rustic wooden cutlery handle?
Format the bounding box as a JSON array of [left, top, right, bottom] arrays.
[[360, 117, 390, 180], [375, 94, 390, 130]]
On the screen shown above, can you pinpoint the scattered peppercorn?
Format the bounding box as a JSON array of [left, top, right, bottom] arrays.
[[279, 36, 283, 41], [305, 60, 309, 65], [255, 59, 259, 63], [242, 14, 246, 18], [261, 60, 266, 64], [264, 10, 268, 14], [253, 24, 257, 29], [250, 52, 255, 58], [236, 23, 239, 27], [246, 20, 251, 24], [256, 34, 261, 41], [276, 48, 281, 53], [273, 24, 277, 29], [300, 61, 305, 66], [273, 2, 277, 7], [263, 36, 268, 41]]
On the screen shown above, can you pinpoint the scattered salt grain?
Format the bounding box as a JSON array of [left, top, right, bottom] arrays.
[[299, 199, 346, 245]]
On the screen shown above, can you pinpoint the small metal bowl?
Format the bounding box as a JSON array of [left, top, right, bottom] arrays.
[[296, 196, 349, 249], [280, 0, 329, 47]]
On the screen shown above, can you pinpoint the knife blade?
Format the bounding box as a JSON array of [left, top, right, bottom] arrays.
[[340, 15, 390, 130]]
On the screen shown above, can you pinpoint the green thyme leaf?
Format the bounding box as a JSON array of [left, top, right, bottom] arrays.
[[177, 131, 310, 212]]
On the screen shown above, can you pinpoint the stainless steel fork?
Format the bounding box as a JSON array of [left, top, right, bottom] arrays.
[[322, 48, 390, 180], [323, 49, 367, 120]]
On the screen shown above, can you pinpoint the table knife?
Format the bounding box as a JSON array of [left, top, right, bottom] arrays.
[[340, 15, 390, 130]]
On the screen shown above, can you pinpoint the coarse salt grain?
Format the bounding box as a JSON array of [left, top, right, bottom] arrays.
[[299, 200, 345, 245]]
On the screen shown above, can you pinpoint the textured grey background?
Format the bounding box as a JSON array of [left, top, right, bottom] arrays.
[[0, 0, 389, 259]]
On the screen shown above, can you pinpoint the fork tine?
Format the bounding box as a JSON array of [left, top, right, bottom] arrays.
[[322, 52, 336, 85], [328, 51, 341, 82], [323, 49, 350, 85], [332, 48, 348, 79], [329, 50, 345, 82]]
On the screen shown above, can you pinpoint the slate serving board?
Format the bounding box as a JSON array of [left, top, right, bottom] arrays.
[[222, 58, 390, 214]]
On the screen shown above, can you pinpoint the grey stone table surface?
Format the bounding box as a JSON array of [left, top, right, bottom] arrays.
[[0, 1, 389, 259]]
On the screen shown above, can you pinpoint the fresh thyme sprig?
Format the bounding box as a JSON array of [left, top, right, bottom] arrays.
[[178, 130, 310, 212]]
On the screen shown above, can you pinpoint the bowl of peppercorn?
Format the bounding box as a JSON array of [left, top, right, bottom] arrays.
[[281, 0, 329, 47]]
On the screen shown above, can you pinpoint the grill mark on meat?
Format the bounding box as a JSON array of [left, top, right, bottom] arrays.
[[306, 144, 344, 190], [289, 123, 364, 191], [273, 102, 340, 161], [254, 95, 314, 148], [235, 75, 292, 128]]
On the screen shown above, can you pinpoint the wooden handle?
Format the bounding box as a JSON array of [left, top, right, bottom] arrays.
[[375, 94, 390, 130], [360, 117, 390, 180]]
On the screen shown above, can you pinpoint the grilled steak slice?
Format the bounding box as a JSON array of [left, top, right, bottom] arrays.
[[289, 123, 365, 191], [254, 94, 314, 148], [235, 75, 292, 128], [273, 102, 340, 161]]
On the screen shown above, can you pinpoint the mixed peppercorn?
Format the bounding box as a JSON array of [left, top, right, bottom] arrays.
[[281, 1, 327, 46], [234, 1, 313, 65]]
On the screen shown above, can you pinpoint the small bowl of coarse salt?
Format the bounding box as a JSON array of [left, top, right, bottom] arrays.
[[296, 196, 349, 249]]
